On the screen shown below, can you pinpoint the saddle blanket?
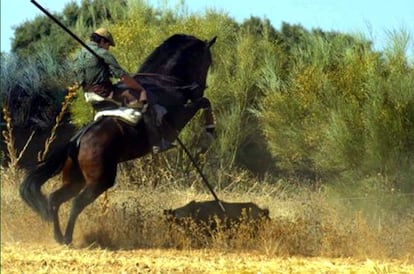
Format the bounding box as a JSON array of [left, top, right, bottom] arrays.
[[94, 107, 142, 125]]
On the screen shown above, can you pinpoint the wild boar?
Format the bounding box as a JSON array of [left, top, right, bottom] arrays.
[[164, 200, 270, 233]]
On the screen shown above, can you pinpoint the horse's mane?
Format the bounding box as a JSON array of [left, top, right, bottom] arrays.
[[137, 34, 206, 79]]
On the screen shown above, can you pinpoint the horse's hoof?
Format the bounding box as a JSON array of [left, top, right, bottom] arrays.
[[63, 237, 73, 246], [54, 236, 64, 244], [54, 232, 65, 244]]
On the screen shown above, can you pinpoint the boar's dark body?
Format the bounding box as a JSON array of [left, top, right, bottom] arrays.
[[164, 200, 270, 233]]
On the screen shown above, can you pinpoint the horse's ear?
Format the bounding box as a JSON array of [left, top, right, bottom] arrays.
[[207, 36, 217, 48]]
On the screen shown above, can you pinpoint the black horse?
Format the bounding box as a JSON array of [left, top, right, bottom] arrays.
[[19, 34, 217, 245]]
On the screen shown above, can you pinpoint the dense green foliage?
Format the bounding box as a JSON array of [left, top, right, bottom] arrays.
[[11, 0, 127, 60], [258, 30, 413, 190], [1, 0, 413, 194]]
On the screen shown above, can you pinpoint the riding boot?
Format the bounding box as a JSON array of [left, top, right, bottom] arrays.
[[152, 138, 176, 154], [126, 101, 148, 113], [143, 107, 175, 154]]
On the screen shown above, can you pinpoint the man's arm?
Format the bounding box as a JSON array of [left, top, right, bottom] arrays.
[[102, 50, 148, 102], [121, 74, 142, 90], [121, 74, 147, 102]]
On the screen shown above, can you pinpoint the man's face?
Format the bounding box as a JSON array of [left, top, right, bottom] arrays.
[[99, 40, 111, 50]]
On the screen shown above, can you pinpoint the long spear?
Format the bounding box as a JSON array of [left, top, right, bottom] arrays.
[[175, 136, 225, 212], [30, 0, 101, 59]]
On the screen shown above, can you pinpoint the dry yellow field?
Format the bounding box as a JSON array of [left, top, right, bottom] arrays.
[[2, 242, 413, 273], [1, 170, 413, 273]]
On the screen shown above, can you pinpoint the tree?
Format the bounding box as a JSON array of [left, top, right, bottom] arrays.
[[11, 0, 127, 60]]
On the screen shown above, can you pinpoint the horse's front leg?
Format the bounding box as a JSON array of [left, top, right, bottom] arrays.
[[192, 97, 216, 135], [194, 98, 216, 153], [202, 104, 216, 136], [167, 97, 215, 138]]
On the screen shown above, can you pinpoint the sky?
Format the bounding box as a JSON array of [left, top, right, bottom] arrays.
[[1, 0, 413, 53]]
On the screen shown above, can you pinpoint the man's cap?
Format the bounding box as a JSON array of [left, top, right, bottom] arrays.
[[94, 27, 115, 47]]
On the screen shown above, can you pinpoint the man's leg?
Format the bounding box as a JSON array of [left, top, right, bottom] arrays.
[[112, 87, 145, 108], [143, 105, 175, 154]]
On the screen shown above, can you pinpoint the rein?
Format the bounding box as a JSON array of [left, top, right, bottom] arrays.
[[135, 72, 181, 84], [135, 72, 205, 98]]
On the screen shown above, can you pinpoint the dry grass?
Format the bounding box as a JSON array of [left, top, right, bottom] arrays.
[[1, 166, 413, 273], [2, 243, 413, 273]]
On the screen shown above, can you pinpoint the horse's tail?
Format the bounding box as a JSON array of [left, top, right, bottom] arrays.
[[19, 142, 73, 221]]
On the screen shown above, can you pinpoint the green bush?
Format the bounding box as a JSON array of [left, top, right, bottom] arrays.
[[1, 49, 72, 127], [257, 28, 413, 190]]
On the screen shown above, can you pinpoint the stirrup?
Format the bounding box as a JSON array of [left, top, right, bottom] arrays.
[[152, 139, 176, 154], [127, 102, 148, 113]]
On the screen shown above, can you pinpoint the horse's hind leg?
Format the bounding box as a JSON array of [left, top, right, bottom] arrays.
[[62, 163, 117, 245], [49, 158, 85, 244]]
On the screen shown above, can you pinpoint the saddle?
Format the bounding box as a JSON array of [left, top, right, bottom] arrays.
[[82, 90, 173, 154]]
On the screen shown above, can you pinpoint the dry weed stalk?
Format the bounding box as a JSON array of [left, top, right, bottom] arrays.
[[101, 191, 109, 216], [38, 83, 79, 161], [2, 106, 17, 168], [2, 105, 35, 171]]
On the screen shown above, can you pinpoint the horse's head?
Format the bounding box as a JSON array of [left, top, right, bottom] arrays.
[[136, 34, 216, 101]]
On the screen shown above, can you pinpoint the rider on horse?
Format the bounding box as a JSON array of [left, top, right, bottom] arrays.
[[21, 32, 218, 245], [74, 28, 174, 153]]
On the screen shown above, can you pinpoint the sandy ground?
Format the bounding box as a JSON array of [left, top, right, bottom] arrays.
[[2, 242, 413, 274]]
